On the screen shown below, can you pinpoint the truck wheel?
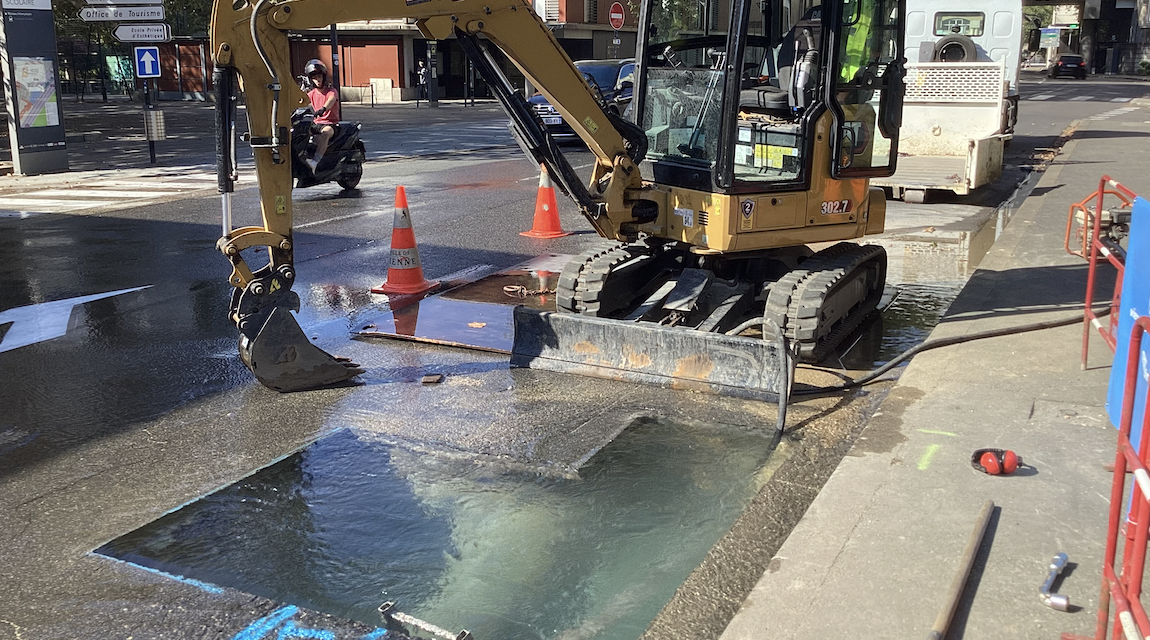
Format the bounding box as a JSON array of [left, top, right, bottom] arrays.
[[933, 34, 977, 62], [337, 162, 362, 190]]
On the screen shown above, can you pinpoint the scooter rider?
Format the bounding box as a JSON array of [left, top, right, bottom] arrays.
[[303, 59, 340, 173]]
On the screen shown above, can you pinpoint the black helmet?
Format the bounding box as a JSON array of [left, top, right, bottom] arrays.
[[304, 59, 327, 79]]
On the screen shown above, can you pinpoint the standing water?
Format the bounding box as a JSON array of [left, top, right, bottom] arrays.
[[97, 420, 778, 640]]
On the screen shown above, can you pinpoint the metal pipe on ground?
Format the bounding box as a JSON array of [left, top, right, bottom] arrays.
[[927, 499, 995, 640]]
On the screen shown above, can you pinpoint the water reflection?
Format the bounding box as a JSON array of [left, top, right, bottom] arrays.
[[97, 420, 777, 640]]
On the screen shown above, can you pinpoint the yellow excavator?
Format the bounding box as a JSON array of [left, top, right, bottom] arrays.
[[210, 0, 906, 393]]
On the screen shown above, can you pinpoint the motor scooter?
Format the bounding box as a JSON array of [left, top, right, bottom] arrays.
[[290, 107, 366, 191]]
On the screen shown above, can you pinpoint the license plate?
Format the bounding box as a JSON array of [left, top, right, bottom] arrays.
[[543, 117, 562, 125]]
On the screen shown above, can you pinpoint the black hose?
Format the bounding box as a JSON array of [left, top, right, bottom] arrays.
[[792, 307, 1110, 396]]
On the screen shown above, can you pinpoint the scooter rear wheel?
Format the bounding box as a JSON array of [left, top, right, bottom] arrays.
[[337, 162, 362, 190]]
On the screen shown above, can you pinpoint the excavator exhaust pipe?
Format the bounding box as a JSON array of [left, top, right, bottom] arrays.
[[239, 306, 364, 392]]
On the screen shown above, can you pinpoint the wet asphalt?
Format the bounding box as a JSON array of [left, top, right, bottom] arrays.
[[1, 73, 1148, 639]]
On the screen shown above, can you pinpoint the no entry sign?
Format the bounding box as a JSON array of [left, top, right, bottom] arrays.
[[609, 1, 625, 29]]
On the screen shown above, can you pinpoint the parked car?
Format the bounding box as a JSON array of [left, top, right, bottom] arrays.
[[1049, 54, 1087, 79], [529, 58, 635, 138]]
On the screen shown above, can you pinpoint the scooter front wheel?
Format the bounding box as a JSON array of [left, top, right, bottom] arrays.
[[337, 162, 362, 190]]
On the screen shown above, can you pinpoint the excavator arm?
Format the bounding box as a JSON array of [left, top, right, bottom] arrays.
[[210, 0, 654, 391]]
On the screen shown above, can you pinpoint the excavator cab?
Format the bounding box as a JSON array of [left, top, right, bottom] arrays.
[[637, 0, 905, 193]]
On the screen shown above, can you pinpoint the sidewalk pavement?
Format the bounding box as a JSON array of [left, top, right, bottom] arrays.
[[718, 99, 1149, 637], [0, 96, 503, 181]]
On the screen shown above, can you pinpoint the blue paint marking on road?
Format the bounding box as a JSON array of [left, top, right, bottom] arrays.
[[231, 606, 299, 640], [95, 553, 225, 594], [277, 620, 336, 639], [359, 630, 388, 640]]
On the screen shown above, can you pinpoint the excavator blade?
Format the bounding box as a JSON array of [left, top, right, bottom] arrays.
[[510, 307, 787, 402], [240, 306, 364, 392]]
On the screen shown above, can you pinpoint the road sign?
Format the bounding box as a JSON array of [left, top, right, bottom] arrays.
[[115, 23, 171, 43], [85, 0, 164, 5], [79, 5, 164, 21], [134, 46, 161, 78], [609, 1, 625, 29]]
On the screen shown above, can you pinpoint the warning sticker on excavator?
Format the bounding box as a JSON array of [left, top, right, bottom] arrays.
[[739, 200, 754, 231], [674, 207, 694, 228]]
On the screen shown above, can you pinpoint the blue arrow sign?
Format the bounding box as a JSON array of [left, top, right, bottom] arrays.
[[134, 46, 160, 78]]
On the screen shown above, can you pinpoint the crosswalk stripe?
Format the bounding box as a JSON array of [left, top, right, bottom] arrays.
[[1111, 97, 1132, 103], [0, 199, 101, 211], [32, 189, 182, 200], [1069, 95, 1092, 101], [1029, 94, 1055, 100]]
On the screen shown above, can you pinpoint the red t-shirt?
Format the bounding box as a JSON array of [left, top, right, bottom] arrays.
[[308, 86, 340, 125]]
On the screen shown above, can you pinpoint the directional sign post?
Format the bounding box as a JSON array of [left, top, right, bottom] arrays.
[[114, 22, 171, 42], [134, 46, 160, 78], [80, 5, 165, 21], [133, 46, 161, 163]]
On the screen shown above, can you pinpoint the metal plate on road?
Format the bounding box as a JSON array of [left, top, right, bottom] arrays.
[[115, 23, 170, 43], [80, 4, 164, 20]]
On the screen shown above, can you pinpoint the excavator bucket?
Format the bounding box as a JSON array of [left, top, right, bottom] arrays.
[[239, 306, 365, 392], [510, 307, 788, 402]]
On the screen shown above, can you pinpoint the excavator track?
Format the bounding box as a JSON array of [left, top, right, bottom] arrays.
[[763, 242, 887, 363], [556, 241, 668, 316]]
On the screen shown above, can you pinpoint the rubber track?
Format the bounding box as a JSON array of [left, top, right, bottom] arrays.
[[766, 242, 887, 363], [556, 241, 648, 315], [557, 242, 622, 313]]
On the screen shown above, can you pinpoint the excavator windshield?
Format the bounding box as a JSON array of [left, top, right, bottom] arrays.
[[636, 0, 904, 192]]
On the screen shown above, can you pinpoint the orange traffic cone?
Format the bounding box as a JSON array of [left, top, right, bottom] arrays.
[[372, 186, 439, 295], [521, 164, 571, 239]]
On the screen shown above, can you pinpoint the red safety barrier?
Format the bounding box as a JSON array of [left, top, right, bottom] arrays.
[[1067, 176, 1137, 368], [1063, 316, 1150, 640]]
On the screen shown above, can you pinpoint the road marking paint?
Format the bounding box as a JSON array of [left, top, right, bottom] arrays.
[[231, 606, 300, 640], [918, 444, 942, 471], [1111, 97, 1133, 103], [1070, 95, 1093, 101], [0, 198, 102, 211], [1028, 94, 1055, 100], [32, 189, 183, 200], [0, 286, 151, 353], [918, 429, 958, 437], [296, 212, 374, 228]]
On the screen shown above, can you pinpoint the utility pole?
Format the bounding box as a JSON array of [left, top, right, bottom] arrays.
[[330, 24, 340, 95]]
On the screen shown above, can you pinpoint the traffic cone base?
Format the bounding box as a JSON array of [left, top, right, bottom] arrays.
[[373, 185, 438, 295], [521, 164, 571, 239]]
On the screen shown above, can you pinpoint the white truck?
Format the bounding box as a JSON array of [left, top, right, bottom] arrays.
[[873, 0, 1022, 203]]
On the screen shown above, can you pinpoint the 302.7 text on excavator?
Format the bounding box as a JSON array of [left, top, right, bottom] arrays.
[[210, 0, 906, 395]]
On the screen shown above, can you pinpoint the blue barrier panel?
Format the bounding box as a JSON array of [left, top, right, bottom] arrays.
[[1108, 196, 1150, 446]]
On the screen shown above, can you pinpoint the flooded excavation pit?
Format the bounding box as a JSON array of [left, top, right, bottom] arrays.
[[96, 420, 779, 640]]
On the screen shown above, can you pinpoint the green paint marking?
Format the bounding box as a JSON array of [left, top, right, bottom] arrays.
[[918, 429, 958, 437], [918, 444, 942, 471]]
